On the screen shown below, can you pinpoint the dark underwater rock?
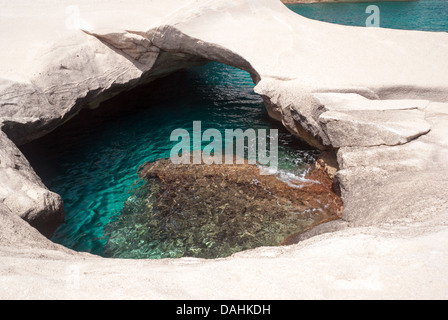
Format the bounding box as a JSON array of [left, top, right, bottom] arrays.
[[103, 157, 342, 259]]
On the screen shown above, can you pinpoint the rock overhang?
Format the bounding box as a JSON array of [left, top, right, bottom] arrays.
[[0, 0, 448, 299]]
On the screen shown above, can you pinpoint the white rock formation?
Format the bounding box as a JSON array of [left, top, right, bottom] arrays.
[[0, 0, 447, 299], [0, 131, 64, 237]]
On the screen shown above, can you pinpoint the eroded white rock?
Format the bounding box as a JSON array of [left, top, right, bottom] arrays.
[[0, 131, 64, 237], [1, 0, 448, 299]]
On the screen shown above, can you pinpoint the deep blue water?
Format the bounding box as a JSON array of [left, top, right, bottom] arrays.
[[287, 0, 448, 32], [21, 1, 447, 258]]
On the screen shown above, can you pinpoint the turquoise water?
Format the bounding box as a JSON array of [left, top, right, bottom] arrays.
[[22, 63, 319, 256], [287, 0, 448, 32], [21, 1, 447, 258]]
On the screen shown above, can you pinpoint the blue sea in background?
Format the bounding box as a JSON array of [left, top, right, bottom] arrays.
[[287, 0, 448, 32], [21, 1, 448, 258]]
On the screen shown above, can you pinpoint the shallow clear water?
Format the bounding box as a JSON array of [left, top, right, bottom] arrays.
[[22, 63, 320, 257], [287, 0, 448, 32], [21, 1, 446, 259]]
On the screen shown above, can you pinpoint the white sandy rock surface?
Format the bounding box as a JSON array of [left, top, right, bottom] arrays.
[[0, 0, 448, 299]]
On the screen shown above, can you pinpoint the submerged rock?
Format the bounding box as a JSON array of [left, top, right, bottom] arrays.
[[103, 157, 342, 259]]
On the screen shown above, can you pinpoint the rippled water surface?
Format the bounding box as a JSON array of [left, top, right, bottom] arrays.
[[22, 62, 320, 257], [21, 1, 445, 258]]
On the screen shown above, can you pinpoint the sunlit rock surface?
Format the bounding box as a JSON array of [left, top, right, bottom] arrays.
[[0, 0, 448, 299]]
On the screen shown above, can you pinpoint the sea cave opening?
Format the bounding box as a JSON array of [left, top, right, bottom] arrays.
[[20, 61, 340, 259]]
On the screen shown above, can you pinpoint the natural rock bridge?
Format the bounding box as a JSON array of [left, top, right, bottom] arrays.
[[1, 0, 447, 299]]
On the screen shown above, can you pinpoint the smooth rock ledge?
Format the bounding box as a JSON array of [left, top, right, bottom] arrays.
[[1, 0, 448, 299]]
